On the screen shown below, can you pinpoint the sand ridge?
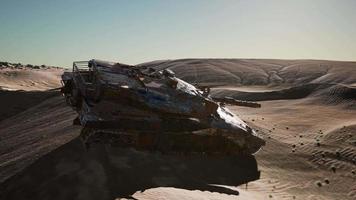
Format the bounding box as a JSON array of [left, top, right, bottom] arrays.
[[0, 63, 64, 91]]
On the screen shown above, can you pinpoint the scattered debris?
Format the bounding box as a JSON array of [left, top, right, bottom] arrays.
[[331, 165, 336, 173], [324, 178, 330, 184], [321, 152, 326, 158]]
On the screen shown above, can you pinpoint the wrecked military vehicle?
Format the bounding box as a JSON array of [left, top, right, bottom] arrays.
[[61, 59, 265, 155]]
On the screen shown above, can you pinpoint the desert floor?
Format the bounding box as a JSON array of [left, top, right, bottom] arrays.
[[0, 59, 355, 200]]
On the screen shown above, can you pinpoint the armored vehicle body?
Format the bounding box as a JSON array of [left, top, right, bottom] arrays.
[[61, 59, 265, 154]]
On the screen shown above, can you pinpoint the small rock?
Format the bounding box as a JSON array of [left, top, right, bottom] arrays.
[[324, 179, 330, 184], [331, 165, 336, 173]]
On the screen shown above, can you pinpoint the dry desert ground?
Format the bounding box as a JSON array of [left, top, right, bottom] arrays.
[[0, 59, 355, 200]]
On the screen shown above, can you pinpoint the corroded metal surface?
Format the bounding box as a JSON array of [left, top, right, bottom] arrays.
[[61, 59, 265, 154]]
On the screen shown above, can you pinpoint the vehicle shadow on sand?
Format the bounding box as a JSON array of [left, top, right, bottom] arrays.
[[1, 138, 260, 200]]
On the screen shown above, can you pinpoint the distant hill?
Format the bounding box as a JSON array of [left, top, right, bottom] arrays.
[[139, 59, 356, 107], [139, 59, 356, 87], [0, 61, 63, 91]]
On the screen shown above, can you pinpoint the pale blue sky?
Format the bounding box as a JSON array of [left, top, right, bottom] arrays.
[[0, 0, 356, 67]]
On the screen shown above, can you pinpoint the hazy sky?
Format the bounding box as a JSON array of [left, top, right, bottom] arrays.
[[0, 0, 356, 67]]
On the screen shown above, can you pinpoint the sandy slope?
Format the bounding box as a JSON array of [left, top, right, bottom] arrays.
[[129, 99, 356, 200], [233, 100, 356, 200], [0, 59, 355, 200], [0, 67, 63, 91], [139, 59, 356, 87], [0, 95, 80, 183]]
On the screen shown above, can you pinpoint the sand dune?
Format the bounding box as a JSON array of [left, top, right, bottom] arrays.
[[140, 59, 356, 87], [1, 137, 259, 199], [234, 100, 356, 200], [0, 59, 355, 200], [0, 95, 79, 183], [144, 59, 356, 108], [211, 83, 356, 108], [0, 66, 63, 91], [0, 90, 58, 121]]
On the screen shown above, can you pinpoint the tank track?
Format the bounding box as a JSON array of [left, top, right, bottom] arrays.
[[79, 127, 255, 155]]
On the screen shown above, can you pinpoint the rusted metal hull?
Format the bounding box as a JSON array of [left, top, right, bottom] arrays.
[[61, 59, 265, 155]]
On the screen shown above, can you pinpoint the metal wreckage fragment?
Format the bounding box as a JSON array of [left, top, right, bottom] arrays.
[[61, 59, 265, 155]]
